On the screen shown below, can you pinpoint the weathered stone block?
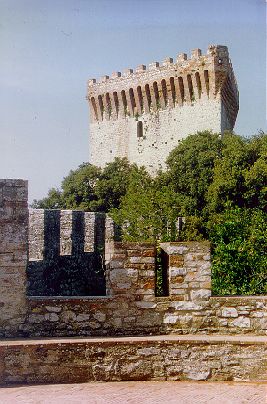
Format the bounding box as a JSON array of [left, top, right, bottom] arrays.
[[221, 307, 239, 318], [136, 301, 157, 309], [169, 255, 184, 266], [163, 314, 179, 324], [232, 317, 251, 328], [45, 313, 59, 322], [190, 289, 211, 301], [76, 314, 90, 322]]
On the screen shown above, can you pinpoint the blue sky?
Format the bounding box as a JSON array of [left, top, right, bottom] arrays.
[[0, 0, 266, 202]]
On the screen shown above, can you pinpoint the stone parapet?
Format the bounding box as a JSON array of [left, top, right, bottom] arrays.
[[1, 334, 266, 384], [87, 45, 238, 124], [0, 179, 266, 338]]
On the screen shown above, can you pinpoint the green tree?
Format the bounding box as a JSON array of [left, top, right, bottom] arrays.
[[60, 163, 101, 210], [207, 132, 267, 213], [209, 208, 267, 295], [111, 168, 185, 242], [166, 130, 222, 216], [243, 133, 267, 211], [31, 131, 267, 295], [95, 157, 139, 211], [31, 158, 138, 212], [31, 188, 63, 209]]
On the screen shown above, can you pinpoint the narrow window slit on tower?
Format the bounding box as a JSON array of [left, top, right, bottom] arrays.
[[145, 84, 152, 110], [113, 92, 119, 117], [161, 79, 168, 106], [98, 95, 104, 120], [129, 88, 136, 115], [169, 77, 176, 104], [137, 121, 143, 138], [137, 86, 143, 112], [204, 70, 209, 96], [105, 93, 112, 117], [90, 97, 98, 120], [121, 90, 128, 115], [153, 82, 160, 108], [178, 77, 185, 103], [187, 74, 194, 101]]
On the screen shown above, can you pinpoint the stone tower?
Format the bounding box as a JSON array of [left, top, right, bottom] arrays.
[[87, 45, 239, 173]]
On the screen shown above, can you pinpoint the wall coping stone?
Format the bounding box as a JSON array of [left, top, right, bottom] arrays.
[[211, 296, 267, 301], [27, 296, 111, 302], [1, 334, 266, 346]]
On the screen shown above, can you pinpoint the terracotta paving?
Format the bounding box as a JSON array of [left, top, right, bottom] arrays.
[[0, 381, 266, 404]]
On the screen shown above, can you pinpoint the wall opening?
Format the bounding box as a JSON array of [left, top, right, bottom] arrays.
[[178, 77, 185, 103], [195, 72, 202, 98], [155, 248, 169, 297], [137, 120, 143, 138], [204, 70, 210, 96]]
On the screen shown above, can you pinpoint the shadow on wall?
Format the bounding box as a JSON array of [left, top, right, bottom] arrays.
[[27, 210, 106, 296]]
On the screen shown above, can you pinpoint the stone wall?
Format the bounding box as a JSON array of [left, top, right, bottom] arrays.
[[19, 242, 267, 338], [87, 45, 239, 174], [1, 335, 266, 384], [0, 179, 28, 335], [0, 179, 266, 339]]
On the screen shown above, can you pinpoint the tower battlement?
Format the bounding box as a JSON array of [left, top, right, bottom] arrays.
[[87, 45, 239, 173]]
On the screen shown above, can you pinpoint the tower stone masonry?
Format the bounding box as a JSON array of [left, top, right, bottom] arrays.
[[87, 45, 239, 173]]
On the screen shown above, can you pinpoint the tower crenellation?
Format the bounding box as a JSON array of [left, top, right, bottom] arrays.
[[87, 45, 239, 173]]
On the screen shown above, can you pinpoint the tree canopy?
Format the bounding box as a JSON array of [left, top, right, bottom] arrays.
[[32, 131, 267, 295]]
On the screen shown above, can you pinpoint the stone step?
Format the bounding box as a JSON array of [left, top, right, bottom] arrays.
[[1, 334, 266, 385]]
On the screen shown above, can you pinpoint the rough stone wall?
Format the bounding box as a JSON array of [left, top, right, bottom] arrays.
[[1, 335, 266, 384], [209, 296, 267, 332], [0, 179, 28, 335], [87, 45, 239, 173], [20, 242, 267, 338], [1, 179, 266, 338]]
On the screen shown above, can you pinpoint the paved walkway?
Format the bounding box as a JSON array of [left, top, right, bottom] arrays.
[[0, 381, 266, 404]]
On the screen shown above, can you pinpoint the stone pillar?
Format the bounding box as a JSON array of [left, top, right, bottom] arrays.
[[28, 208, 44, 261], [106, 242, 156, 299], [0, 179, 28, 336], [160, 242, 211, 302]]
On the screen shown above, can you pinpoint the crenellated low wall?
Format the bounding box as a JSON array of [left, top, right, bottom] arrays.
[[20, 241, 267, 338], [27, 209, 112, 296], [0, 179, 266, 339]]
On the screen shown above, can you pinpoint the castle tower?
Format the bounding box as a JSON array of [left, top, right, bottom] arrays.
[[87, 45, 239, 173]]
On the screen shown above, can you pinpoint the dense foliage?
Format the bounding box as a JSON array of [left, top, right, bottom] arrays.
[[33, 131, 267, 295]]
